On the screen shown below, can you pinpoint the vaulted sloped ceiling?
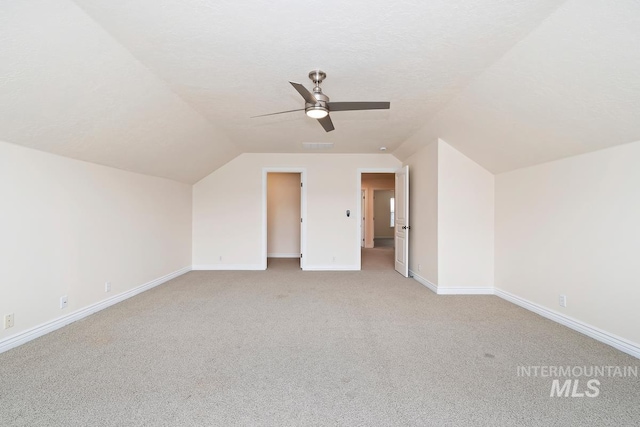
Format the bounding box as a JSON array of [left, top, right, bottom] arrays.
[[0, 0, 240, 183], [2, 1, 639, 183], [394, 0, 640, 172]]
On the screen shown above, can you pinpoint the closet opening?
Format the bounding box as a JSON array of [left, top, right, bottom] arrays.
[[266, 172, 303, 270]]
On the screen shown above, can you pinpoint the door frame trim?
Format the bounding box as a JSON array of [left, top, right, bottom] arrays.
[[357, 168, 398, 270], [262, 168, 307, 270]]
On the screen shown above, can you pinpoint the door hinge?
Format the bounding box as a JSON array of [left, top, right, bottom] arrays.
[[301, 218, 303, 223], [301, 182, 303, 187]]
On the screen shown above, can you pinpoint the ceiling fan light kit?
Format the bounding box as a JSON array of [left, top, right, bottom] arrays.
[[254, 70, 390, 132], [305, 106, 328, 119]]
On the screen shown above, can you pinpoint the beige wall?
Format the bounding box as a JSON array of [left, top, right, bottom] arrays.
[[193, 153, 401, 270], [495, 140, 640, 345], [437, 140, 495, 289], [0, 141, 192, 343], [267, 173, 301, 257], [374, 190, 394, 238], [404, 139, 494, 291], [361, 173, 394, 247], [405, 141, 439, 284]]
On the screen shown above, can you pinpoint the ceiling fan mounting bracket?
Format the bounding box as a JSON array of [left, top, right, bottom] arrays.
[[309, 70, 326, 86]]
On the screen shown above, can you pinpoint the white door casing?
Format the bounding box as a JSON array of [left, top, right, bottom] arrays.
[[394, 165, 409, 277]]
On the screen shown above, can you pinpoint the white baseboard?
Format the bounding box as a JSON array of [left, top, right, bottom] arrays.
[[409, 271, 493, 295], [409, 270, 438, 293], [192, 264, 265, 270], [0, 266, 191, 355], [267, 253, 300, 258], [437, 287, 494, 295], [303, 265, 359, 271], [412, 275, 640, 358], [495, 288, 640, 360]]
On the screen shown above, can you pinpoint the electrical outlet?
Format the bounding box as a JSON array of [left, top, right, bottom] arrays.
[[4, 313, 14, 329], [418, 264, 422, 271], [219, 256, 222, 262], [105, 282, 111, 293], [60, 295, 68, 309], [332, 256, 336, 263], [559, 295, 567, 308]]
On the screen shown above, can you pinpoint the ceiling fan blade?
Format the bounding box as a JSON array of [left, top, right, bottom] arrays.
[[290, 82, 317, 104], [327, 101, 390, 112], [318, 115, 334, 132], [251, 108, 304, 118]]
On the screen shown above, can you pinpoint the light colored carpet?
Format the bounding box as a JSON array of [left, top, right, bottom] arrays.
[[1, 269, 638, 426], [373, 238, 394, 248], [267, 258, 301, 270], [361, 247, 394, 271]]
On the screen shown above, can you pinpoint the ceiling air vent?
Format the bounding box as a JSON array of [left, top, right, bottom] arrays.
[[302, 142, 334, 150]]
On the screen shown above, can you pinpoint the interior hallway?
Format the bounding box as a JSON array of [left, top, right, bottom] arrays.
[[361, 242, 394, 271]]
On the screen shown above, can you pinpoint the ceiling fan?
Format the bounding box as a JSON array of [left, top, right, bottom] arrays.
[[252, 70, 390, 132]]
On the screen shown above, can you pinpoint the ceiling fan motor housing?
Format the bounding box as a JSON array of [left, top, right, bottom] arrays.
[[306, 90, 328, 106]]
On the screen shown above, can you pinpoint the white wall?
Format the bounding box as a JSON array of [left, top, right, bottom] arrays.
[[267, 173, 301, 257], [193, 153, 401, 270], [0, 141, 192, 343], [437, 140, 495, 289], [495, 140, 640, 346], [405, 140, 439, 284]]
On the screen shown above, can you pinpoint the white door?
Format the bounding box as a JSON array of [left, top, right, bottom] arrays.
[[361, 190, 365, 247], [394, 165, 409, 277], [300, 176, 304, 269]]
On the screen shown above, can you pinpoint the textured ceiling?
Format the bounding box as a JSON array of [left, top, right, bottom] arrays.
[[0, 0, 239, 183], [395, 0, 640, 172], [69, 0, 563, 158], [2, 0, 639, 182]]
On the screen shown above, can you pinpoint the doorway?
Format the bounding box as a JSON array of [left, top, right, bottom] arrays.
[[263, 169, 306, 270], [360, 173, 395, 270], [358, 167, 410, 276]]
